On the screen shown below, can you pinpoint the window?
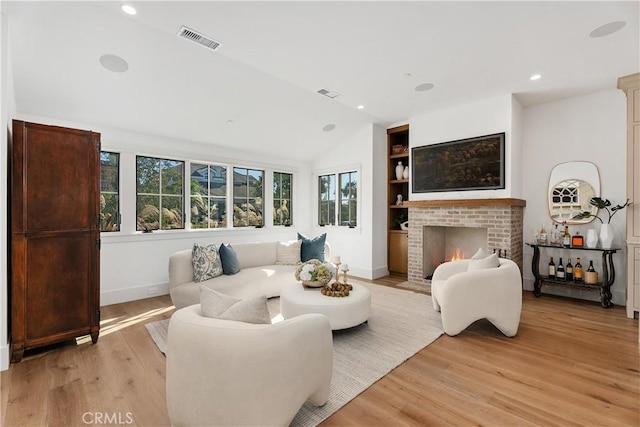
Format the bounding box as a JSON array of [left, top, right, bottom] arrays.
[[100, 151, 120, 232], [273, 172, 292, 226], [136, 156, 184, 231], [318, 174, 336, 226], [232, 167, 264, 227], [339, 171, 358, 227], [318, 171, 358, 226], [191, 163, 227, 229]]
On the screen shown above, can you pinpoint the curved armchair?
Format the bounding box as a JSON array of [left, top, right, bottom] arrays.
[[166, 305, 333, 427], [431, 258, 522, 337]]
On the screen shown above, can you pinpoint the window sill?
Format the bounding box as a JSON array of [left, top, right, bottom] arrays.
[[101, 226, 293, 244]]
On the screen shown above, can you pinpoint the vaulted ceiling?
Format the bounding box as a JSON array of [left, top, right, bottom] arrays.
[[4, 1, 639, 161]]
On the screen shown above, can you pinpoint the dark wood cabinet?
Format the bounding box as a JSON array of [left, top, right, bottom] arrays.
[[10, 120, 101, 363]]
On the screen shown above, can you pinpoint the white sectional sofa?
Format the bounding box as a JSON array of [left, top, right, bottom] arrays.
[[168, 241, 331, 309]]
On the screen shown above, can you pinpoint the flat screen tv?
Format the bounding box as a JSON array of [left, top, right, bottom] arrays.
[[412, 132, 505, 193]]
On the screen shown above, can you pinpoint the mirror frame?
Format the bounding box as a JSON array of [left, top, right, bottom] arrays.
[[548, 161, 600, 224]]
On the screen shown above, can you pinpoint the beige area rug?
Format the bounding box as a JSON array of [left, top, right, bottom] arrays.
[[396, 280, 431, 294], [145, 282, 444, 427]]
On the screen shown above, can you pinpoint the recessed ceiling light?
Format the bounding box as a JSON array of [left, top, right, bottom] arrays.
[[530, 74, 542, 81], [322, 124, 336, 132], [357, 105, 364, 110], [121, 4, 137, 15], [415, 83, 434, 92], [226, 119, 235, 125], [404, 73, 413, 78], [590, 21, 626, 38], [99, 54, 129, 73]]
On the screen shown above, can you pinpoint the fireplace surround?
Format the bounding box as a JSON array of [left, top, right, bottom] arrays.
[[404, 198, 525, 283]]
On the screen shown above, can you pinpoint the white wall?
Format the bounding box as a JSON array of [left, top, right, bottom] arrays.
[[522, 89, 628, 304], [1, 8, 18, 371], [409, 94, 522, 200], [310, 124, 388, 279], [14, 113, 314, 306]]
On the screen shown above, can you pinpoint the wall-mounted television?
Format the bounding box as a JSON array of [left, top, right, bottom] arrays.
[[412, 132, 505, 193]]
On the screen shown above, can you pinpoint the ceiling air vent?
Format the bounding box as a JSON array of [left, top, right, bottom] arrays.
[[317, 88, 340, 99], [177, 25, 221, 51]]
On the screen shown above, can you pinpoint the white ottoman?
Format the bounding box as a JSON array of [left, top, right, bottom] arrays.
[[280, 282, 371, 330]]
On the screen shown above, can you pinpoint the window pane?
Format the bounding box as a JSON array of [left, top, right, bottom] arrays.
[[137, 195, 159, 231], [137, 157, 160, 193], [273, 172, 293, 226], [233, 168, 264, 227], [162, 196, 183, 230], [190, 164, 208, 196], [137, 156, 184, 231], [338, 171, 358, 227], [318, 174, 336, 225], [162, 160, 184, 195], [100, 151, 120, 232], [190, 164, 227, 229], [100, 193, 119, 231]]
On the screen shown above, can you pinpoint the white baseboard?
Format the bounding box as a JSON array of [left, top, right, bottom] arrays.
[[371, 266, 390, 279], [1, 341, 9, 371], [100, 282, 169, 307]]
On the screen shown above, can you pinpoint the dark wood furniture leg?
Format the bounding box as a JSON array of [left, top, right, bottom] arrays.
[[531, 245, 542, 296]]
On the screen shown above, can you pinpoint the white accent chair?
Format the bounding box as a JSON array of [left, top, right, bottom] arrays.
[[166, 304, 333, 427], [431, 258, 522, 337]]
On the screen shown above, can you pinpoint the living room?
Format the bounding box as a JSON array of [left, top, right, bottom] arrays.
[[1, 1, 639, 426]]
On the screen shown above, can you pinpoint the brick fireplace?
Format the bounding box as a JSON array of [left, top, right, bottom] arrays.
[[404, 198, 525, 283]]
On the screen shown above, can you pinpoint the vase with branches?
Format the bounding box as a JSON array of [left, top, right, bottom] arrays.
[[572, 197, 632, 224]]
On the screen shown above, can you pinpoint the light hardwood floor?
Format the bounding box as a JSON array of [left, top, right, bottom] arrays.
[[2, 277, 638, 426]]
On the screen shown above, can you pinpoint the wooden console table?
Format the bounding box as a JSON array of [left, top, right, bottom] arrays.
[[526, 243, 619, 308]]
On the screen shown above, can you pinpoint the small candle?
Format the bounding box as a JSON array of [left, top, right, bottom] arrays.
[[332, 255, 341, 264], [340, 264, 349, 271]]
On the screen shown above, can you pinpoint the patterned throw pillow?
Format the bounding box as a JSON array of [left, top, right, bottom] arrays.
[[297, 233, 327, 262], [276, 240, 302, 265], [192, 243, 223, 282]]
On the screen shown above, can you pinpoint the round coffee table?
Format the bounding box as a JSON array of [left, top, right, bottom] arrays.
[[280, 282, 371, 330]]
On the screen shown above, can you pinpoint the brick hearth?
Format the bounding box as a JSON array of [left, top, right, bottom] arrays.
[[404, 199, 525, 283]]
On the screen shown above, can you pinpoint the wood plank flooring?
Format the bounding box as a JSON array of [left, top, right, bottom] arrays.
[[1, 277, 638, 426]]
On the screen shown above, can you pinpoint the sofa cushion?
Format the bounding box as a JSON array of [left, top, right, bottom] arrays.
[[468, 253, 500, 271], [219, 243, 241, 275], [199, 286, 271, 324], [297, 233, 327, 262], [470, 247, 488, 259], [192, 243, 223, 282], [276, 240, 302, 265]]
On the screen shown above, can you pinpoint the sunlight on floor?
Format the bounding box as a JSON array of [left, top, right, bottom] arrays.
[[76, 306, 175, 344]]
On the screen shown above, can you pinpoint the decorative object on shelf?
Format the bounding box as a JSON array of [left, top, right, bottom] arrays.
[[403, 166, 409, 179], [573, 197, 632, 224], [571, 232, 584, 247], [396, 194, 403, 205], [339, 263, 350, 285], [573, 197, 632, 249], [549, 224, 560, 245], [400, 221, 409, 231], [321, 282, 353, 297], [391, 144, 408, 154], [599, 224, 614, 249], [562, 222, 571, 247], [585, 260, 598, 284], [295, 259, 333, 287], [538, 224, 548, 244], [586, 229, 598, 248], [395, 161, 404, 180]]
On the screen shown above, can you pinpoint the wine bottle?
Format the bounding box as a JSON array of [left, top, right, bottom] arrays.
[[585, 260, 598, 285], [587, 260, 595, 272], [556, 257, 565, 280], [574, 257, 583, 283], [539, 224, 547, 244], [562, 223, 571, 247], [548, 257, 556, 278], [566, 258, 573, 281]]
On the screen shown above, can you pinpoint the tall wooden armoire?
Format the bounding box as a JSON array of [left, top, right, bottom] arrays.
[[10, 120, 101, 363]]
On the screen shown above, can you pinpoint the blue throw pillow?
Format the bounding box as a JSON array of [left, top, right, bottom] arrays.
[[219, 243, 241, 275], [297, 233, 326, 262]]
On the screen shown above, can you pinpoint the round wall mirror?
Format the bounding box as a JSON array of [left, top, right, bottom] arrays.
[[548, 161, 600, 224]]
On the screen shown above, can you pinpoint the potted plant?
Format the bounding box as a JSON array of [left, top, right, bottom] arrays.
[[573, 197, 632, 248]]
